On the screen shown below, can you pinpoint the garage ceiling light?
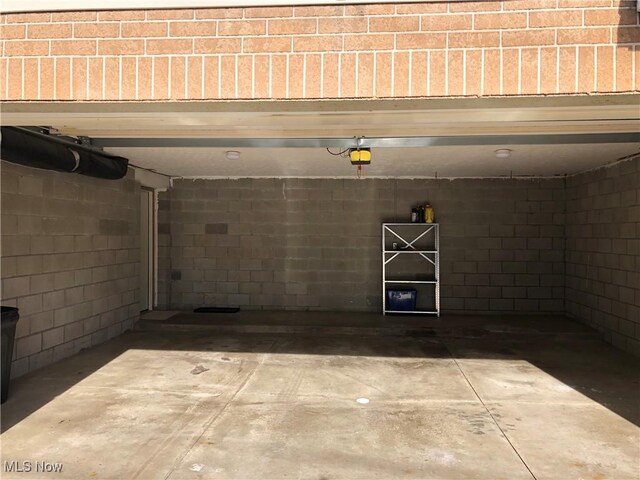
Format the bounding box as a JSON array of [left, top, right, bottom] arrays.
[[495, 149, 512, 159], [225, 150, 241, 160]]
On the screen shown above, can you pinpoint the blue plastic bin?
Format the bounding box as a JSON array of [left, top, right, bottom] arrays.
[[386, 289, 417, 311]]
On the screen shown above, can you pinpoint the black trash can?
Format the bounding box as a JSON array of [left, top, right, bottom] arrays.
[[1, 306, 19, 403]]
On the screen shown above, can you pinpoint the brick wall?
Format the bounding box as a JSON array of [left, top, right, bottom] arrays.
[[1, 1, 638, 101], [0, 161, 140, 378], [566, 156, 640, 356], [158, 177, 565, 314]]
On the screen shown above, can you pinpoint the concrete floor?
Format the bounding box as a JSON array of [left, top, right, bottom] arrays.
[[1, 314, 639, 480]]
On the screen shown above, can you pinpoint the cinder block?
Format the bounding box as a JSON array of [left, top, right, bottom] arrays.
[[16, 333, 42, 358]]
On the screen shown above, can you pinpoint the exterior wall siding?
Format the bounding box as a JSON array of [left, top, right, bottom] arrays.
[[157, 177, 566, 315], [0, 161, 140, 378], [1, 1, 638, 101]]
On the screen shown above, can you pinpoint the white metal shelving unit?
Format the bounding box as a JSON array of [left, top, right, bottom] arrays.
[[382, 223, 440, 316]]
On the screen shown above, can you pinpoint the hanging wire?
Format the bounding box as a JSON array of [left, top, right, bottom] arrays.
[[326, 147, 350, 157]]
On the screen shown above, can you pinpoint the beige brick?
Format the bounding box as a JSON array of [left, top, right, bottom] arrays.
[[271, 54, 287, 98], [529, 11, 583, 28], [557, 28, 611, 45], [55, 57, 71, 100], [51, 11, 97, 22], [74, 23, 119, 38], [465, 49, 483, 96], [585, 8, 639, 26], [146, 38, 192, 54], [243, 37, 291, 53], [196, 8, 243, 19], [396, 32, 446, 49], [237, 55, 252, 99], [455, 32, 505, 49], [98, 10, 145, 21], [288, 54, 304, 98], [4, 12, 51, 23], [318, 17, 367, 34], [475, 13, 527, 30], [0, 24, 26, 40], [293, 35, 342, 52], [294, 5, 343, 17], [357, 52, 374, 97], [447, 50, 464, 96], [153, 56, 169, 99], [218, 20, 266, 36], [410, 50, 427, 97], [40, 57, 54, 99], [187, 55, 203, 99], [345, 4, 395, 16], [170, 21, 216, 37], [596, 45, 614, 92], [422, 15, 472, 31], [245, 7, 293, 18], [254, 54, 270, 98], [147, 9, 194, 20], [121, 56, 136, 100], [397, 3, 447, 14], [304, 53, 321, 98], [559, 46, 577, 93], [87, 57, 103, 100], [616, 46, 633, 92], [169, 57, 186, 100], [268, 18, 316, 35], [369, 16, 419, 33], [344, 34, 395, 51], [122, 22, 168, 38], [540, 47, 559, 94], [72, 57, 87, 100], [104, 57, 119, 99], [503, 0, 556, 9], [220, 55, 236, 98], [449, 1, 501, 12], [502, 48, 519, 95], [394, 51, 410, 97], [51, 40, 96, 55], [24, 58, 39, 100], [203, 55, 219, 98], [503, 30, 555, 47], [4, 40, 49, 56], [375, 51, 392, 97], [578, 46, 595, 93], [195, 37, 241, 54], [521, 48, 539, 95]]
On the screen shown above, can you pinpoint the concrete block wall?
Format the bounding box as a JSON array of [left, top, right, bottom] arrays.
[[566, 156, 640, 356], [0, 161, 140, 378], [1, 1, 639, 101], [158, 177, 565, 314]]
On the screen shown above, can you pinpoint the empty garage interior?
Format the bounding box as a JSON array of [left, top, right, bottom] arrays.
[[1, 1, 640, 478]]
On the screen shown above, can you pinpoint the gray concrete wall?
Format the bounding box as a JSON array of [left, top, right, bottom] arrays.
[[566, 157, 640, 356], [158, 177, 566, 314], [0, 161, 140, 378]]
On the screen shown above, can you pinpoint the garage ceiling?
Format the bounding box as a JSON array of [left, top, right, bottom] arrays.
[[105, 144, 640, 178], [2, 95, 638, 178]]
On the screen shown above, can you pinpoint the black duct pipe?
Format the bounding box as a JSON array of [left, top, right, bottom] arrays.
[[0, 126, 129, 180]]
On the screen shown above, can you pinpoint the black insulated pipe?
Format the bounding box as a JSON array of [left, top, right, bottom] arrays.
[[0, 126, 129, 180]]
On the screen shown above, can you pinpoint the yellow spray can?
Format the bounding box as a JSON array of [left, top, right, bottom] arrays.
[[424, 203, 434, 223]]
